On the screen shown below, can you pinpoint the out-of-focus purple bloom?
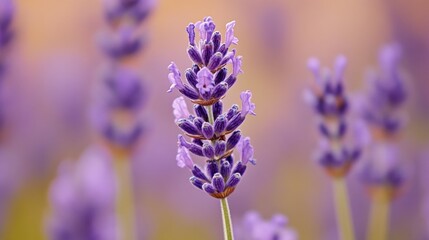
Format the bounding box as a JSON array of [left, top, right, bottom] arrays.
[[305, 56, 360, 178], [236, 211, 297, 240], [0, 0, 13, 48], [360, 44, 406, 138], [103, 0, 155, 24], [94, 0, 152, 155], [168, 17, 255, 199], [359, 44, 407, 199], [47, 147, 116, 240]]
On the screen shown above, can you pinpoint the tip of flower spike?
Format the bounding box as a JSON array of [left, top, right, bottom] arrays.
[[379, 43, 402, 73], [307, 57, 320, 75]]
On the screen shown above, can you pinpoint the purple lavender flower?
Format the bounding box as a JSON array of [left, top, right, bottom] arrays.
[[94, 0, 154, 155], [47, 147, 116, 240], [359, 44, 407, 199], [169, 17, 255, 199], [236, 211, 297, 240], [360, 44, 406, 139], [305, 56, 360, 178], [0, 0, 14, 78]]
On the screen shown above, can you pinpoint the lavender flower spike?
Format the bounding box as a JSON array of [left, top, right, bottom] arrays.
[[169, 17, 255, 200], [306, 55, 360, 178]]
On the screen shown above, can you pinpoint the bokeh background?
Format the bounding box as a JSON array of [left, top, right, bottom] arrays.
[[0, 0, 429, 239]]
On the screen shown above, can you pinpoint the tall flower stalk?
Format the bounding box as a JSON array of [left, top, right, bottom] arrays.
[[168, 17, 256, 240], [305, 56, 360, 240], [359, 44, 406, 240], [93, 0, 154, 239]]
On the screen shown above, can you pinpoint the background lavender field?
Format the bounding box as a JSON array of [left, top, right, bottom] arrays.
[[0, 0, 428, 239]]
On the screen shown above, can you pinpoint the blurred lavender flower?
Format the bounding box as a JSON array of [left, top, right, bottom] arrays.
[[358, 44, 407, 199], [0, 0, 14, 54], [236, 211, 297, 240], [93, 0, 154, 156], [169, 17, 256, 199], [305, 56, 360, 178], [47, 147, 116, 240]]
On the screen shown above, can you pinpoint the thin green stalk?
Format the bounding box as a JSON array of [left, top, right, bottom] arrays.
[[220, 198, 234, 240], [367, 200, 390, 240], [333, 178, 355, 240], [206, 105, 215, 124], [114, 158, 136, 240]]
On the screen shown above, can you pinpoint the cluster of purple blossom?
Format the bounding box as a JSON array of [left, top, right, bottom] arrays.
[[168, 17, 256, 199]]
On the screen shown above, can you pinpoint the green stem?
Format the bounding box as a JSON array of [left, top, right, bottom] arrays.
[[206, 105, 215, 124], [220, 198, 234, 240], [114, 158, 136, 240], [367, 200, 390, 240], [333, 178, 355, 240]]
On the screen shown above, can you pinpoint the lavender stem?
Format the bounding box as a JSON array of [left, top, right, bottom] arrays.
[[333, 178, 355, 240], [367, 196, 390, 240], [114, 158, 136, 240], [220, 197, 234, 240]]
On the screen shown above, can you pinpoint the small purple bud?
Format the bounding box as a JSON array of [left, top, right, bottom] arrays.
[[202, 183, 216, 194], [187, 46, 203, 65], [207, 161, 219, 178], [178, 135, 204, 156], [225, 75, 237, 89], [201, 43, 214, 66], [185, 68, 198, 88], [226, 173, 241, 188], [338, 121, 347, 138], [214, 115, 227, 135], [186, 23, 196, 46], [226, 104, 239, 120], [215, 140, 226, 157], [177, 119, 200, 135], [190, 176, 204, 189], [202, 143, 215, 159], [233, 161, 247, 175], [225, 155, 233, 165], [212, 173, 225, 192], [194, 105, 208, 122], [212, 31, 221, 52], [220, 160, 231, 180], [192, 64, 200, 74], [211, 82, 228, 99], [218, 44, 227, 55], [196, 67, 215, 95], [202, 122, 215, 139], [207, 52, 223, 71], [225, 20, 239, 48], [179, 85, 200, 100], [226, 114, 245, 132], [213, 101, 223, 120], [240, 90, 256, 117], [192, 138, 204, 146], [214, 68, 227, 84], [193, 117, 204, 131], [226, 130, 241, 150], [172, 97, 190, 121], [192, 165, 210, 182]]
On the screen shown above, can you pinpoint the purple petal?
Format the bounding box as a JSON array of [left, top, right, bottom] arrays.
[[167, 62, 183, 92], [237, 137, 255, 165], [172, 97, 190, 121], [196, 67, 214, 94], [232, 55, 243, 77], [176, 145, 194, 169], [225, 20, 239, 48], [240, 90, 256, 117]]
